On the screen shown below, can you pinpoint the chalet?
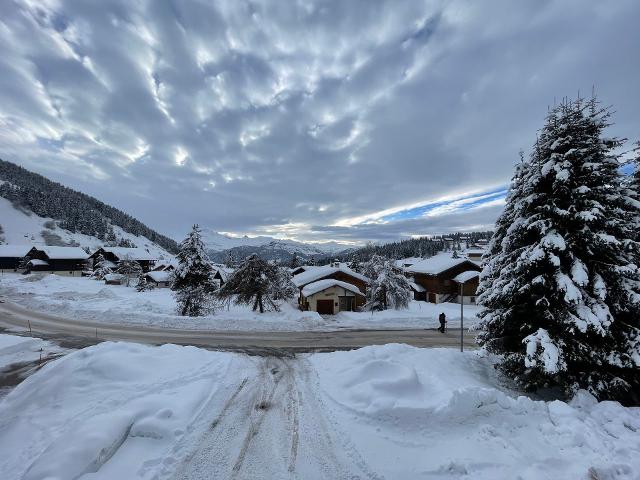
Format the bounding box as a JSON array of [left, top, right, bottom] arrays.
[[466, 249, 485, 264], [293, 263, 370, 311], [89, 247, 157, 272], [452, 270, 481, 304], [212, 266, 233, 287], [290, 266, 308, 276], [152, 260, 177, 272], [0, 245, 32, 273], [406, 255, 482, 304], [299, 279, 366, 314], [409, 281, 427, 301], [144, 270, 172, 288], [394, 257, 423, 270], [104, 273, 127, 285], [24, 246, 89, 276]]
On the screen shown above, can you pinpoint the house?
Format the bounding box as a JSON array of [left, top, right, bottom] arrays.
[[24, 246, 89, 276], [466, 249, 486, 264], [452, 270, 481, 304], [299, 279, 366, 314], [144, 270, 173, 288], [406, 255, 482, 304], [394, 257, 423, 270], [0, 245, 32, 273], [212, 265, 234, 287], [152, 260, 177, 272], [89, 247, 157, 272], [293, 262, 370, 311], [290, 266, 308, 276]]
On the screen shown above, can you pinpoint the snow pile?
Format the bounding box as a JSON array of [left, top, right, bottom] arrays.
[[311, 344, 640, 478], [0, 342, 239, 480], [0, 334, 58, 370]]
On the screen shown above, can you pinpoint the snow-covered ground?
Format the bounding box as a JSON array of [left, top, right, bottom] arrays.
[[0, 273, 479, 331], [0, 340, 637, 479]]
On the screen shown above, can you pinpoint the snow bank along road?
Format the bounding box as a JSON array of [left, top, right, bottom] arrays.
[[0, 300, 476, 352]]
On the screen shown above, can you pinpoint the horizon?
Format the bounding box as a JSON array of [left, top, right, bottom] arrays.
[[1, 1, 639, 243]]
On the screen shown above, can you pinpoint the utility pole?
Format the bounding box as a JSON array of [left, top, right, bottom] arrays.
[[460, 281, 464, 352]]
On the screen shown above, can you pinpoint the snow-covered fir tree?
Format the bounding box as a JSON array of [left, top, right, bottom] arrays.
[[217, 254, 294, 313], [172, 224, 218, 316], [477, 96, 640, 404], [92, 253, 112, 280], [362, 255, 411, 310], [115, 257, 142, 287], [289, 252, 299, 269], [136, 271, 154, 292]]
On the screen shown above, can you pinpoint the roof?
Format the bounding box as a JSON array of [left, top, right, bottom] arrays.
[[301, 279, 365, 298], [104, 273, 126, 282], [293, 265, 369, 287], [409, 281, 426, 293], [0, 245, 32, 258], [95, 247, 156, 261], [146, 271, 172, 282], [27, 259, 49, 266], [31, 246, 88, 259], [406, 254, 480, 276], [394, 257, 423, 268], [465, 249, 486, 256], [453, 270, 480, 283]]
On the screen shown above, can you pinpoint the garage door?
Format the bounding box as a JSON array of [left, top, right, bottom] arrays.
[[316, 299, 334, 315]]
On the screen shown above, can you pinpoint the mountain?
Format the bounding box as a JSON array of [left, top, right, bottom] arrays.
[[0, 159, 176, 258]]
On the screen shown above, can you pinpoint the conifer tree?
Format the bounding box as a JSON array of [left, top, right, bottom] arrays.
[[362, 255, 411, 310], [136, 271, 154, 292], [217, 254, 294, 312], [477, 96, 640, 403], [116, 257, 142, 287], [172, 225, 217, 316], [92, 253, 113, 280]]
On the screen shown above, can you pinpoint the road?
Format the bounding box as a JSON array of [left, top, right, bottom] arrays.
[[0, 300, 476, 353]]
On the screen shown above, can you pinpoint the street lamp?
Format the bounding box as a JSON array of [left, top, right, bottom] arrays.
[[459, 281, 464, 352]]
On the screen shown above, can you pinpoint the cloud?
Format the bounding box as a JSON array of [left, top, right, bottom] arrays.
[[0, 0, 639, 244]]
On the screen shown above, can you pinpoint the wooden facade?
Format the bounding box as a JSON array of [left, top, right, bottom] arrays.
[[89, 248, 156, 272], [25, 247, 89, 276], [410, 261, 481, 304]]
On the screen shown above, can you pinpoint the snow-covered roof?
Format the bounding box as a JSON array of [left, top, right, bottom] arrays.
[[104, 273, 126, 282], [409, 282, 426, 293], [465, 249, 485, 256], [301, 279, 364, 298], [146, 270, 172, 283], [453, 270, 480, 283], [394, 257, 423, 268], [97, 247, 156, 261], [293, 265, 369, 287], [0, 245, 32, 258], [32, 246, 88, 259], [27, 259, 49, 266], [406, 255, 479, 276]]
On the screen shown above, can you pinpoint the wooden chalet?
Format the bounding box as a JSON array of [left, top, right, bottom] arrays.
[[144, 270, 172, 288], [299, 279, 366, 315], [24, 246, 89, 276], [89, 247, 157, 272], [0, 245, 32, 273], [406, 255, 481, 304], [293, 262, 370, 312]]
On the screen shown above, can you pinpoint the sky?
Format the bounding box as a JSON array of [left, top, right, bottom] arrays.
[[1, 0, 639, 245]]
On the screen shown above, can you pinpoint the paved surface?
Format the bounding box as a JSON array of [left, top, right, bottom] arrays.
[[0, 300, 476, 353]]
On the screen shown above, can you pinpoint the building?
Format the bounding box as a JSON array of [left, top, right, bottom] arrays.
[[466, 249, 486, 264], [212, 265, 234, 287], [293, 263, 370, 311], [24, 246, 89, 276], [104, 273, 127, 285], [144, 270, 173, 288], [409, 281, 427, 301], [452, 270, 481, 304], [406, 255, 482, 304], [89, 247, 157, 272], [0, 245, 32, 273], [299, 279, 366, 314]]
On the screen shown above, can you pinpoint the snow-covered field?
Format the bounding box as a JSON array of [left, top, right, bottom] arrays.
[[0, 273, 479, 331], [0, 339, 637, 479]]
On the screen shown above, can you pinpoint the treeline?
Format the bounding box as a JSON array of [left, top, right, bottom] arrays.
[[323, 231, 493, 264], [0, 159, 178, 253]]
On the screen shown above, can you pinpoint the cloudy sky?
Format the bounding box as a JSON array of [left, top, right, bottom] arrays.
[[1, 0, 639, 245]]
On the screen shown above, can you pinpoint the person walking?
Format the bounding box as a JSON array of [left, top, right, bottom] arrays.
[[438, 312, 447, 333]]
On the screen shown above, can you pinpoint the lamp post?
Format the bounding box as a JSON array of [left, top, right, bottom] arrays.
[[459, 281, 464, 352]]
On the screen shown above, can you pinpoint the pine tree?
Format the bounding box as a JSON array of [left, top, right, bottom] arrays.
[[362, 255, 411, 310], [115, 257, 142, 287], [172, 225, 217, 316], [136, 271, 154, 292], [92, 254, 113, 280], [477, 96, 640, 404], [289, 252, 300, 269], [217, 254, 294, 313]]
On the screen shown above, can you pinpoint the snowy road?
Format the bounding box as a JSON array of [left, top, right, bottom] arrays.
[[0, 300, 476, 352], [168, 356, 379, 479]]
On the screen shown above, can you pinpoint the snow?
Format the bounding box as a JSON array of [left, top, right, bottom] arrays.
[[523, 328, 563, 373], [0, 273, 479, 330], [0, 334, 58, 371], [301, 279, 364, 297], [27, 259, 48, 266], [146, 270, 172, 283], [452, 270, 480, 283], [406, 253, 479, 275], [1, 341, 637, 479], [97, 246, 157, 261], [409, 281, 425, 292], [292, 264, 369, 287], [35, 246, 88, 259], [0, 244, 32, 258]]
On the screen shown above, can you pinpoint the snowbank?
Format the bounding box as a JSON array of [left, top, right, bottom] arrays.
[[0, 273, 480, 331], [0, 341, 242, 480], [0, 333, 59, 370], [310, 344, 640, 479]]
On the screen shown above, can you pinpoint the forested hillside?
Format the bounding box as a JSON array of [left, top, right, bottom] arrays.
[[0, 159, 177, 253]]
